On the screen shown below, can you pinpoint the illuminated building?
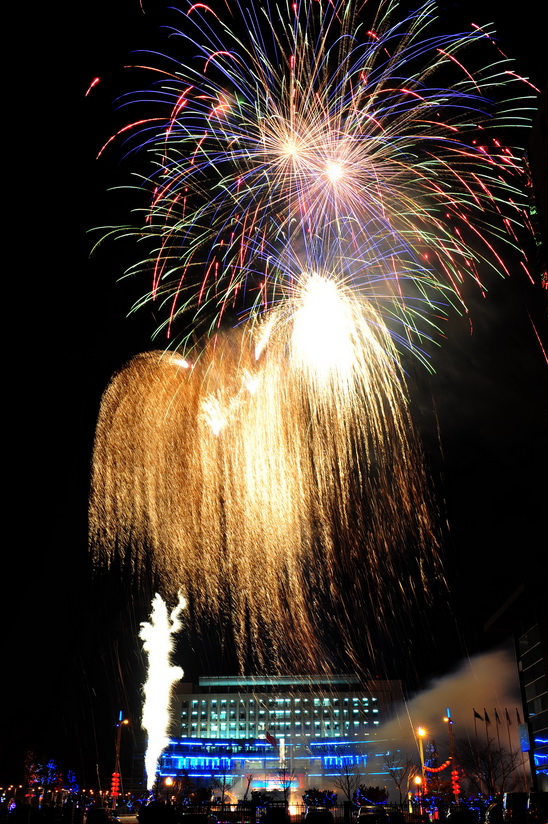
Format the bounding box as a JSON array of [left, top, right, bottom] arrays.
[[485, 578, 548, 792], [159, 674, 404, 795]]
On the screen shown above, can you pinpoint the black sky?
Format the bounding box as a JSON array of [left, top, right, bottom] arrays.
[[5, 0, 547, 793]]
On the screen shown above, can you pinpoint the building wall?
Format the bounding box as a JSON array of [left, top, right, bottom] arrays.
[[175, 675, 402, 742], [161, 674, 404, 797]]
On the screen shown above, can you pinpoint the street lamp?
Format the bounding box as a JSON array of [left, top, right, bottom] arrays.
[[164, 777, 174, 802]]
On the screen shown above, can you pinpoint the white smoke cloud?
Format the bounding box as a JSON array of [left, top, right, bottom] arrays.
[[378, 646, 522, 760]]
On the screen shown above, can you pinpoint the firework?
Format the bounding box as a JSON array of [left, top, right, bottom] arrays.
[[90, 271, 441, 672], [90, 0, 534, 673], [140, 593, 186, 788], [98, 0, 535, 355]]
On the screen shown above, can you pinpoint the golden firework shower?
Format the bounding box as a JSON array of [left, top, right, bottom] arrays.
[[90, 272, 440, 672], [90, 0, 534, 673]]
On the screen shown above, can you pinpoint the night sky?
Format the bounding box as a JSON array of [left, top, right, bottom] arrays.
[[4, 0, 546, 794]]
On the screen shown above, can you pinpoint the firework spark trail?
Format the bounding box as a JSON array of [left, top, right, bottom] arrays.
[[140, 593, 186, 789], [98, 0, 535, 354], [90, 272, 441, 672]]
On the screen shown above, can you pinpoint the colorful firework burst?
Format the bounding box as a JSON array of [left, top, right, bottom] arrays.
[[97, 0, 535, 359]]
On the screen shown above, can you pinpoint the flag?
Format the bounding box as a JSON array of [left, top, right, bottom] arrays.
[[505, 708, 512, 726], [495, 709, 501, 725], [516, 709, 522, 725], [484, 710, 491, 725], [473, 709, 483, 721], [265, 730, 278, 748]]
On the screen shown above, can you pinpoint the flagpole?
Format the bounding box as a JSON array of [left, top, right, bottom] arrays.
[[494, 709, 501, 751], [483, 709, 490, 745], [473, 711, 485, 796], [484, 710, 493, 794], [505, 709, 512, 754]]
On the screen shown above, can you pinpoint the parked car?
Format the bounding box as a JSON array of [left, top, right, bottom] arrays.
[[86, 808, 120, 824], [445, 807, 477, 824], [527, 793, 548, 824], [304, 809, 334, 824], [357, 807, 388, 824], [486, 802, 503, 824], [503, 793, 529, 824], [261, 805, 290, 824], [179, 814, 218, 824]]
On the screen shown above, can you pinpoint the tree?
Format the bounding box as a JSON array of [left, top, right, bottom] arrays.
[[242, 774, 254, 802], [332, 761, 362, 803], [303, 789, 338, 808], [212, 761, 233, 806], [277, 767, 296, 804], [456, 737, 521, 797], [354, 786, 388, 805], [251, 790, 271, 807], [383, 754, 417, 806], [24, 752, 40, 789]]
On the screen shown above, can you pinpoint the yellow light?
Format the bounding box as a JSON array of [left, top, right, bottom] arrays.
[[291, 273, 354, 378], [417, 726, 425, 737], [171, 356, 190, 369], [283, 138, 299, 157], [414, 776, 422, 786], [325, 160, 344, 182]]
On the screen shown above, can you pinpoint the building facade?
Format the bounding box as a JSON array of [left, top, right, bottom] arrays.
[[485, 577, 548, 792], [159, 674, 404, 798]]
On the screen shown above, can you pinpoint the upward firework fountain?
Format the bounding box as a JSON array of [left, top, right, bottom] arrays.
[[140, 593, 186, 789], [90, 0, 535, 674]]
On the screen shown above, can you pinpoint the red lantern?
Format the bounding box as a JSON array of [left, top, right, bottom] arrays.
[[110, 772, 120, 797]]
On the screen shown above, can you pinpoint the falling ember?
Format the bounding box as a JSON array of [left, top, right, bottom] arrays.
[[140, 593, 185, 789], [90, 279, 441, 673]]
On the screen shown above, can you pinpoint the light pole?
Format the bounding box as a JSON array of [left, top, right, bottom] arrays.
[[413, 776, 423, 815], [444, 708, 457, 802], [417, 727, 426, 815], [112, 712, 129, 810]]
